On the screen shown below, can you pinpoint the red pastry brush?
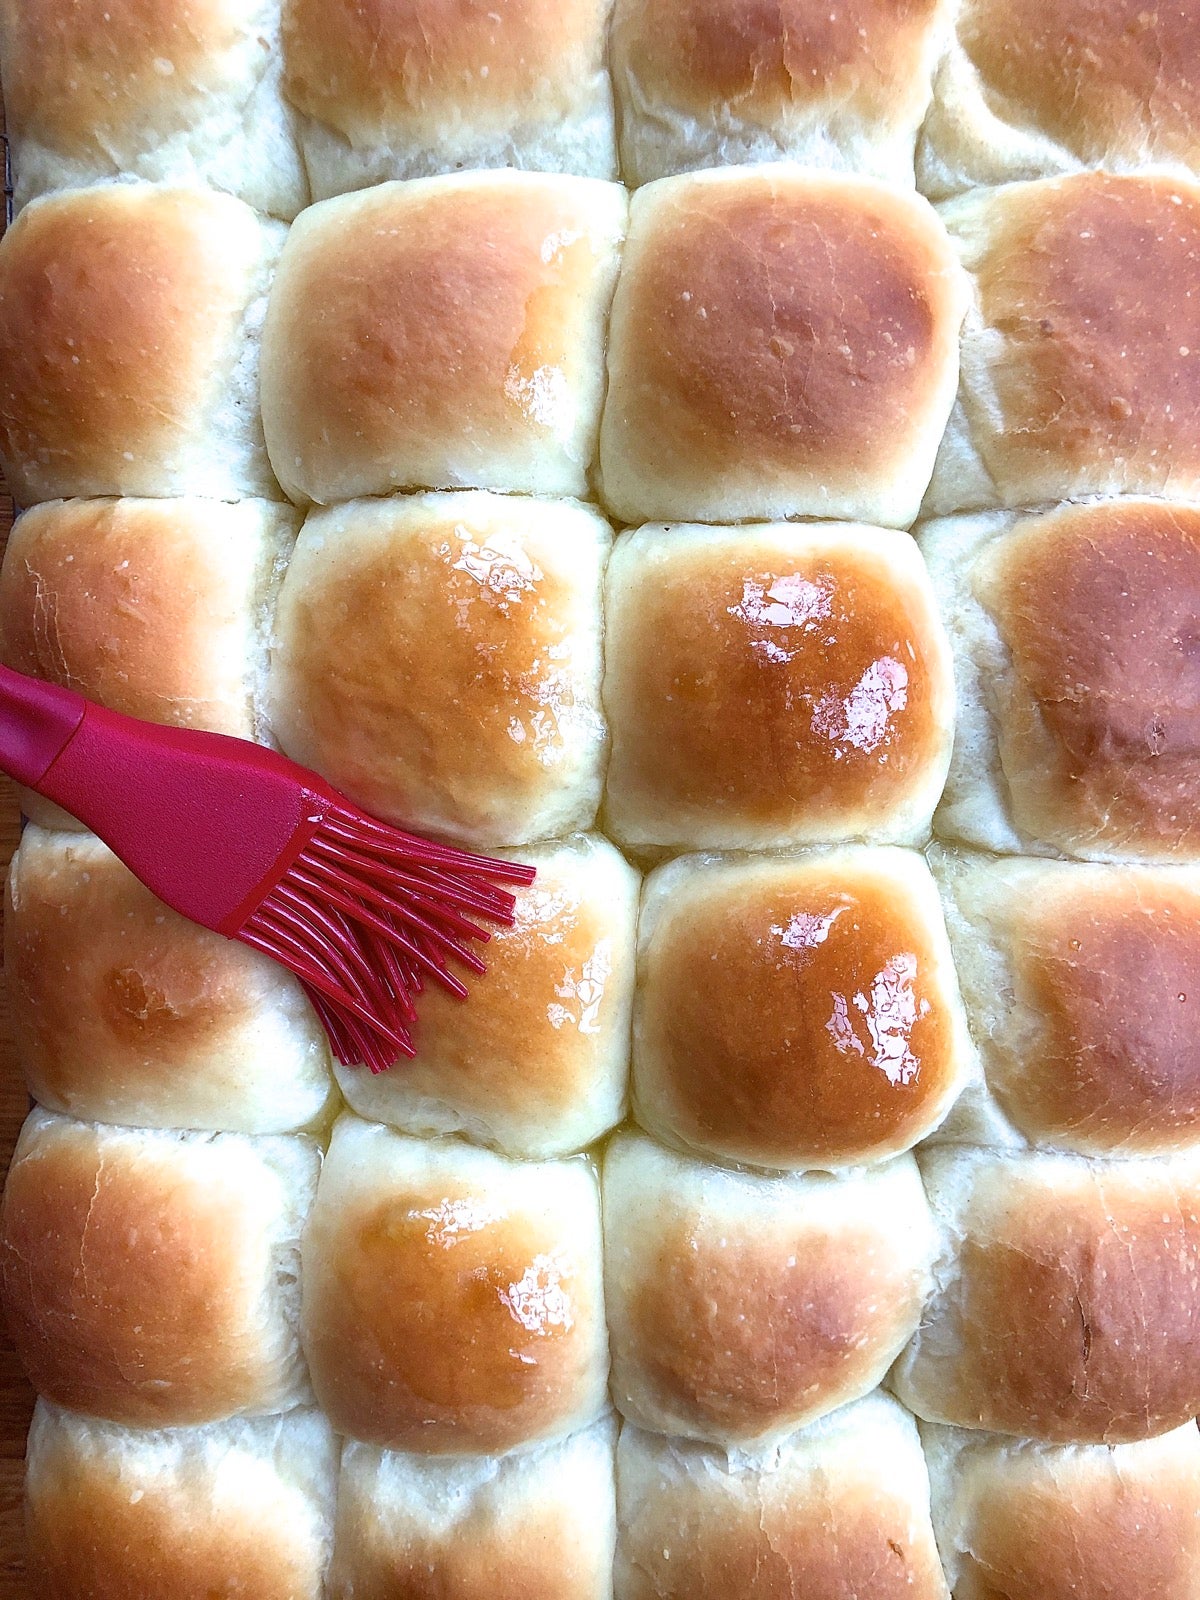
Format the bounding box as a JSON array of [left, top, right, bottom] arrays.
[[0, 663, 535, 1074]]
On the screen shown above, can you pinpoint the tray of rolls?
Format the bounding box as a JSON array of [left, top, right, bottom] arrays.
[[0, 1, 1198, 1595]]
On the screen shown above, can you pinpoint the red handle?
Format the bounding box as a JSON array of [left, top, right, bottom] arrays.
[[0, 664, 89, 788], [0, 662, 331, 933]]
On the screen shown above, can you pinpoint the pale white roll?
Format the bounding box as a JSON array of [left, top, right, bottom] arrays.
[[924, 1420, 1200, 1600], [616, 1394, 949, 1600], [24, 1401, 338, 1600], [330, 1418, 616, 1600]]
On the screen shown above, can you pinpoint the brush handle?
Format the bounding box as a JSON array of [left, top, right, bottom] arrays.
[[0, 665, 89, 788], [0, 663, 331, 933]]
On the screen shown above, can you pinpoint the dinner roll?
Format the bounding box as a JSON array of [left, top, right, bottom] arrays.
[[925, 173, 1200, 517], [924, 1420, 1200, 1600], [922, 498, 1200, 861], [281, 0, 616, 199], [337, 835, 637, 1159], [919, 0, 1200, 199], [330, 1419, 616, 1600], [0, 185, 282, 506], [0, 497, 292, 740], [603, 1133, 936, 1449], [598, 167, 966, 528], [612, 0, 947, 188], [634, 848, 971, 1170], [892, 1144, 1200, 1442], [603, 523, 954, 853], [25, 1402, 337, 1600], [6, 826, 332, 1135], [0, 0, 306, 218], [260, 172, 626, 504], [616, 1395, 949, 1600], [302, 1116, 608, 1454], [0, 497, 296, 830], [0, 1109, 318, 1427], [932, 847, 1200, 1156], [270, 494, 609, 850]]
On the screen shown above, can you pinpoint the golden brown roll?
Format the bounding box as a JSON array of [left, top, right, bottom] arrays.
[[6, 826, 332, 1135], [269, 493, 610, 850], [301, 1116, 609, 1454], [634, 847, 972, 1170], [598, 167, 966, 528], [919, 0, 1200, 199], [924, 1420, 1200, 1600], [0, 184, 283, 506], [925, 173, 1200, 516], [24, 1402, 338, 1600], [0, 0, 307, 218], [612, 0, 948, 188], [337, 835, 638, 1159], [922, 498, 1200, 861], [603, 1132, 936, 1449], [603, 522, 954, 853], [893, 1145, 1200, 1443], [616, 1395, 950, 1600], [0, 497, 292, 740], [0, 1110, 318, 1428], [281, 0, 616, 199], [329, 1419, 616, 1600], [260, 173, 626, 505], [0, 497, 297, 830], [933, 847, 1200, 1156]]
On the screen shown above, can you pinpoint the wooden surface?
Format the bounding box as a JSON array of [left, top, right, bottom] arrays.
[[0, 93, 35, 1596], [0, 485, 32, 1595], [0, 771, 29, 1600], [0, 485, 32, 1596]]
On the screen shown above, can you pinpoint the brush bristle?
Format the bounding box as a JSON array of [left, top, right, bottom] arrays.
[[235, 801, 535, 1072]]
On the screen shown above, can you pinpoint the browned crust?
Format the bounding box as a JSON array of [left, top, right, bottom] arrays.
[[282, 0, 608, 137], [0, 0, 243, 155], [637, 856, 960, 1166], [0, 1121, 294, 1426], [0, 187, 256, 501], [974, 174, 1200, 497], [977, 498, 1200, 854], [605, 530, 950, 838], [613, 0, 942, 122], [959, 0, 1200, 165], [603, 172, 960, 504]]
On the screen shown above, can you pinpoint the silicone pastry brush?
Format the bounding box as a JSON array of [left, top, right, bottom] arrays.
[[0, 663, 534, 1074]]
